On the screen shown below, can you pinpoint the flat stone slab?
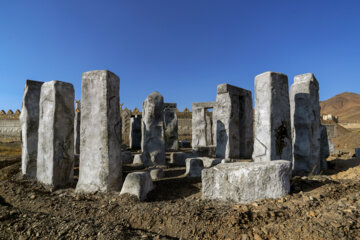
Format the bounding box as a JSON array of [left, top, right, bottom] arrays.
[[202, 160, 291, 204], [120, 172, 154, 201], [185, 158, 204, 177]]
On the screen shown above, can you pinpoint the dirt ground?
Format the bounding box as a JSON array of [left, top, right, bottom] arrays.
[[0, 142, 360, 240]]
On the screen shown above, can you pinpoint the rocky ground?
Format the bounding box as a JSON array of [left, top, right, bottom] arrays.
[[0, 142, 360, 240]]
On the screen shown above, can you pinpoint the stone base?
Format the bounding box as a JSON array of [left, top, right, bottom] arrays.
[[148, 168, 164, 180], [202, 160, 291, 204], [185, 158, 204, 177], [120, 172, 154, 201], [121, 151, 133, 164], [170, 152, 191, 166]]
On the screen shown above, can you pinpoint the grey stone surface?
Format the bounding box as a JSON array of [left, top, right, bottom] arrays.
[[76, 70, 122, 193], [290, 73, 322, 175], [129, 115, 142, 149], [202, 160, 291, 203], [192, 146, 216, 157], [192, 102, 216, 148], [141, 92, 165, 166], [121, 151, 133, 164], [356, 148, 360, 161], [185, 158, 204, 177], [199, 157, 222, 168], [253, 72, 292, 162], [36, 81, 75, 188], [20, 80, 44, 178], [133, 154, 144, 165], [320, 125, 330, 171], [170, 152, 189, 166], [74, 109, 81, 155], [149, 167, 164, 180], [213, 84, 253, 159], [328, 139, 335, 155], [163, 103, 179, 151], [120, 172, 154, 201]]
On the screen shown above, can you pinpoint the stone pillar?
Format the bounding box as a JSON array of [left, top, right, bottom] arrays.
[[252, 72, 292, 162], [74, 101, 81, 155], [320, 125, 329, 171], [191, 102, 216, 148], [141, 92, 165, 165], [163, 103, 179, 151], [290, 73, 321, 175], [36, 81, 75, 188], [213, 84, 253, 159], [129, 115, 142, 149], [20, 80, 44, 178], [76, 70, 122, 193]]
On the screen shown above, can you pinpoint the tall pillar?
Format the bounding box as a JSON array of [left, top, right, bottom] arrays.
[[74, 100, 81, 155], [76, 70, 122, 193], [129, 115, 142, 149], [36, 81, 75, 188], [252, 72, 292, 162], [163, 103, 179, 151], [20, 80, 44, 178]]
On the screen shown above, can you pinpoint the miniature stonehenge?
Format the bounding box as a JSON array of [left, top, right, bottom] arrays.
[[19, 70, 330, 203]]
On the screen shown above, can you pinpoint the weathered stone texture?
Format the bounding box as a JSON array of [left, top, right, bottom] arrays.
[[74, 111, 81, 155], [120, 172, 154, 201], [290, 73, 321, 175], [214, 84, 253, 159], [252, 72, 292, 162], [36, 81, 75, 188], [121, 108, 131, 146], [202, 160, 291, 203], [141, 92, 165, 166], [320, 125, 329, 170], [185, 158, 204, 177], [129, 115, 142, 149], [76, 70, 122, 193], [20, 80, 44, 178], [192, 102, 216, 148], [163, 103, 179, 151]]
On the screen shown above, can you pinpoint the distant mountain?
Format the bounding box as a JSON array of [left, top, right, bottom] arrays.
[[320, 92, 360, 122]]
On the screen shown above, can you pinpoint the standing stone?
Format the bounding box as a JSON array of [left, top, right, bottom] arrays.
[[36, 81, 74, 188], [129, 115, 142, 149], [121, 108, 131, 146], [141, 92, 165, 166], [290, 73, 321, 175], [20, 80, 44, 178], [320, 125, 329, 170], [74, 100, 81, 155], [252, 72, 292, 162], [76, 70, 122, 193], [192, 102, 216, 148], [213, 84, 253, 159], [163, 103, 179, 151]]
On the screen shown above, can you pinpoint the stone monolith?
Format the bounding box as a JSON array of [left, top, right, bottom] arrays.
[[252, 72, 292, 162], [213, 84, 253, 159], [192, 102, 216, 148], [36, 81, 75, 188], [163, 103, 179, 151], [74, 101, 81, 155], [20, 80, 44, 178], [141, 92, 165, 165], [129, 115, 142, 149], [76, 70, 122, 193]]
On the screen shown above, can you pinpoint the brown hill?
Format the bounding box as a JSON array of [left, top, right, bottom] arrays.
[[320, 92, 360, 122]]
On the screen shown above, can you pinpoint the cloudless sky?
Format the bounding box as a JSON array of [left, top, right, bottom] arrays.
[[1, 0, 359, 111]]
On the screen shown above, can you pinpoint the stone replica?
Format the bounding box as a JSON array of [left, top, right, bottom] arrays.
[[320, 125, 330, 170], [198, 157, 222, 168], [76, 70, 122, 193], [20, 80, 44, 178], [185, 158, 204, 177], [170, 152, 190, 166], [290, 73, 322, 175], [213, 84, 253, 159], [121, 151, 133, 164], [148, 167, 164, 180], [252, 72, 292, 162], [133, 154, 143, 165], [74, 100, 81, 155], [163, 103, 179, 151], [121, 107, 131, 146], [120, 172, 154, 201], [202, 160, 291, 203], [36, 81, 75, 188], [141, 92, 165, 166], [356, 148, 360, 161], [129, 115, 142, 149], [192, 102, 216, 148]]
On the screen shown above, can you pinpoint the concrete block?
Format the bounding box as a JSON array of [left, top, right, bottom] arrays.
[[164, 103, 179, 151], [170, 152, 189, 166], [202, 160, 291, 203], [76, 70, 122, 193], [149, 168, 164, 180], [37, 81, 74, 188], [185, 158, 204, 177], [253, 72, 292, 162], [120, 172, 154, 201], [129, 115, 142, 149], [20, 80, 44, 178], [133, 154, 144, 165]]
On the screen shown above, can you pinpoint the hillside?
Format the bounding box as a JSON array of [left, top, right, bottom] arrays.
[[320, 92, 360, 122]]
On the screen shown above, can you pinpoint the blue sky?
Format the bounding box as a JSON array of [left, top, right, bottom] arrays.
[[1, 0, 359, 111]]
